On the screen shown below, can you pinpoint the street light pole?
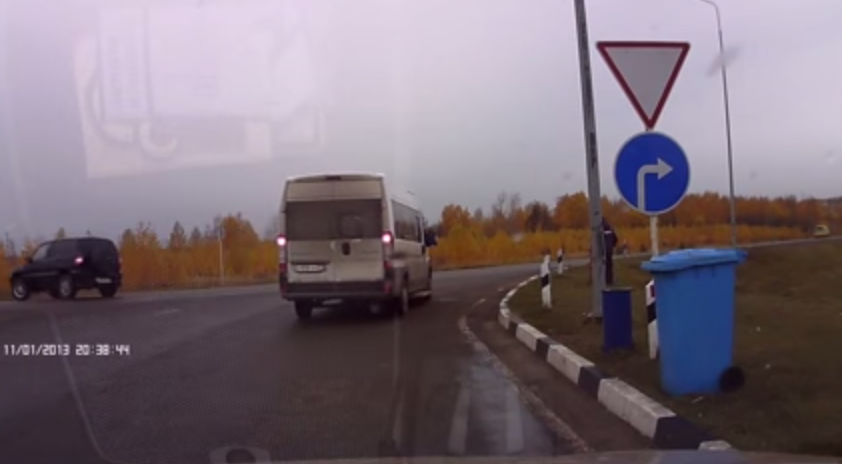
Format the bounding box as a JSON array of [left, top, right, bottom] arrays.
[[573, 0, 606, 318], [697, 0, 738, 247], [217, 228, 225, 286]]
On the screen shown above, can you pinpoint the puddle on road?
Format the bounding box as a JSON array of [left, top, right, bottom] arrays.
[[447, 341, 566, 456]]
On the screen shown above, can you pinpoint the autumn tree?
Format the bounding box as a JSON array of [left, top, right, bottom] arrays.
[[553, 193, 589, 230], [219, 213, 260, 276], [19, 238, 39, 259], [524, 201, 553, 232], [120, 222, 163, 289], [439, 204, 472, 237], [3, 235, 16, 259], [188, 226, 204, 248], [0, 242, 11, 296], [167, 221, 189, 283]]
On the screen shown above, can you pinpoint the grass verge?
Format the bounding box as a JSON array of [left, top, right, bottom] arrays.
[[508, 240, 842, 456]]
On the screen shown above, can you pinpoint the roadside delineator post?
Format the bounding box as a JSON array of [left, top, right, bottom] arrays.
[[540, 253, 552, 309], [646, 280, 658, 359], [556, 248, 564, 275]]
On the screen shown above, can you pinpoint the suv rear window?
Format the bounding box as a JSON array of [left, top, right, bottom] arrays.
[[46, 240, 79, 258], [286, 200, 383, 240], [78, 238, 118, 253]]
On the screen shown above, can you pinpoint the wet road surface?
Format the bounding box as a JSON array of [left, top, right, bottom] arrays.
[[0, 264, 596, 464]]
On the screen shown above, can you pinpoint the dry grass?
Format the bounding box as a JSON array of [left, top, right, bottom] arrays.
[[509, 239, 842, 456]]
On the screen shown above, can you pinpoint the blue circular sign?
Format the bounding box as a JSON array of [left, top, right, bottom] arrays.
[[613, 132, 690, 216]]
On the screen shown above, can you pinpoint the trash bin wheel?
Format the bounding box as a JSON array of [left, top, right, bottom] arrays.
[[719, 365, 745, 393]]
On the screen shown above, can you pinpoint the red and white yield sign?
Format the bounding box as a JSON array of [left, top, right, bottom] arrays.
[[596, 41, 690, 130]]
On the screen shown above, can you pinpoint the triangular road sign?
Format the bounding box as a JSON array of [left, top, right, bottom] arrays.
[[596, 41, 690, 130]]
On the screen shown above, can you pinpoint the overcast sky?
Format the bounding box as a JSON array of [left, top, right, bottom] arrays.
[[0, 0, 839, 239]]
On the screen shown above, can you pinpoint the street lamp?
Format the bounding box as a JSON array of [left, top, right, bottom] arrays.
[[216, 225, 225, 285], [696, 0, 738, 247], [573, 0, 606, 318]]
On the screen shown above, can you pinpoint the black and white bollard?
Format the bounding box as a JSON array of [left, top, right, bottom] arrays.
[[646, 280, 658, 359], [556, 248, 564, 275], [540, 254, 552, 308]]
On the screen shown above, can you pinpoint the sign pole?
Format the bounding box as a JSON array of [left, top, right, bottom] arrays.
[[650, 216, 660, 256], [573, 0, 605, 318], [645, 128, 660, 257]]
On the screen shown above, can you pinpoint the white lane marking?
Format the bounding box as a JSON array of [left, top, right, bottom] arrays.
[[471, 298, 485, 308], [49, 313, 128, 464], [505, 385, 525, 454], [155, 308, 181, 316], [392, 314, 401, 389], [448, 379, 472, 455], [390, 312, 404, 452], [392, 384, 406, 447]]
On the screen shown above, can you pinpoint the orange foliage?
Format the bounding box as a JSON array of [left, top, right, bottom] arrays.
[[0, 192, 837, 297], [429, 191, 837, 268]]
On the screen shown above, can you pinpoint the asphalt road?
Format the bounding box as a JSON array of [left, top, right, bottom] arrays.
[[0, 264, 594, 464], [4, 237, 833, 464]]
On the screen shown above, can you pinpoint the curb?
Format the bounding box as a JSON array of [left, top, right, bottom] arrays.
[[498, 275, 733, 451]]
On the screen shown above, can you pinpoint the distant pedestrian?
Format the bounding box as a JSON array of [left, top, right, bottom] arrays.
[[602, 218, 618, 286]]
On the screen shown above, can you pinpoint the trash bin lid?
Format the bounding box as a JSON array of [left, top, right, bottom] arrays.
[[641, 248, 747, 273]]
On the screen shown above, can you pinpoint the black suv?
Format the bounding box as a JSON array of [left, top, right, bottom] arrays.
[[9, 237, 123, 301]]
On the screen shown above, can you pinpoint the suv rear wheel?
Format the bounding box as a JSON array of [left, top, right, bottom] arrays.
[[99, 285, 118, 298], [11, 279, 30, 301], [57, 275, 78, 300], [294, 301, 313, 321]]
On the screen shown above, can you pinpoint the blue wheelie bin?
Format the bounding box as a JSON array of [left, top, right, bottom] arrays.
[[602, 287, 634, 352], [641, 248, 747, 396]]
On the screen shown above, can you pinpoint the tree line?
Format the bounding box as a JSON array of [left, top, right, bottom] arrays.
[[433, 191, 838, 238], [0, 191, 837, 297]]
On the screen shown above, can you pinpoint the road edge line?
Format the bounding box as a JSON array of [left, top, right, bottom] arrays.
[[457, 306, 592, 453], [498, 275, 736, 451]]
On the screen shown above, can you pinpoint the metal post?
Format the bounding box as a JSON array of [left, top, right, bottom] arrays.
[[217, 230, 225, 285], [649, 216, 660, 256], [697, 0, 737, 247], [643, 128, 661, 256], [573, 0, 605, 318]]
